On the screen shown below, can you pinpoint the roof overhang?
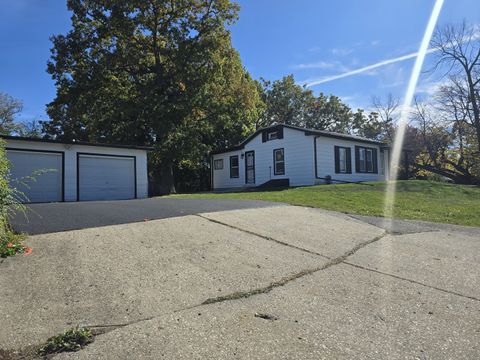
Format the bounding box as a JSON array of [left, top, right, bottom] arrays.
[[0, 135, 154, 151]]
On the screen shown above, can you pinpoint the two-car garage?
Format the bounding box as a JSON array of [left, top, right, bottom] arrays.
[[3, 136, 150, 203]]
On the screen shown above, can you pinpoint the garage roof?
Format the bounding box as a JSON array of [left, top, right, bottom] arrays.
[[0, 135, 154, 151]]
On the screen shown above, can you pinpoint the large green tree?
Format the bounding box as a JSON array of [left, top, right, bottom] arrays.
[[45, 0, 262, 193], [257, 75, 354, 133]]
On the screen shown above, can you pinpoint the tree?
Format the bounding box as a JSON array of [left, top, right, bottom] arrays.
[[45, 0, 262, 193], [16, 119, 43, 138], [411, 97, 479, 184], [352, 109, 385, 140], [370, 94, 399, 142], [304, 93, 352, 133], [431, 20, 480, 153], [0, 92, 22, 135], [258, 74, 354, 133], [257, 75, 310, 128]]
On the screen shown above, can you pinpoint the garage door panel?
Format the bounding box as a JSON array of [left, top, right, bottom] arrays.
[[78, 155, 135, 201], [6, 150, 63, 203]]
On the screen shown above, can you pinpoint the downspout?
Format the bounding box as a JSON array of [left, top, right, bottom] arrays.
[[210, 155, 214, 191]]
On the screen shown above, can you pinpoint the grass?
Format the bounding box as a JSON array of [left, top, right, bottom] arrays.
[[172, 180, 480, 227]]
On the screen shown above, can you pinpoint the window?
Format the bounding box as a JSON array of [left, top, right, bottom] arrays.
[[380, 151, 385, 175], [267, 131, 278, 140], [214, 159, 223, 170], [366, 149, 373, 172], [359, 148, 365, 172], [230, 156, 239, 178], [355, 146, 377, 173], [262, 126, 283, 143], [273, 148, 285, 175], [334, 146, 351, 174]]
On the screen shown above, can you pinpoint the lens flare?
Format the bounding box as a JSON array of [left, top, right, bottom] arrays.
[[383, 0, 445, 230]]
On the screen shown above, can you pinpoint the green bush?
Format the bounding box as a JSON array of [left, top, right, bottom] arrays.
[[0, 139, 28, 257]]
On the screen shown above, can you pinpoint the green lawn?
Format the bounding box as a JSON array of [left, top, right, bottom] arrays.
[[172, 180, 480, 227]]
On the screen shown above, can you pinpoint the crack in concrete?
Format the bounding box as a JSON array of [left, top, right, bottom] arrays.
[[343, 261, 480, 302], [84, 316, 155, 330], [195, 214, 331, 260], [196, 214, 480, 305], [195, 229, 387, 307], [0, 317, 158, 359]]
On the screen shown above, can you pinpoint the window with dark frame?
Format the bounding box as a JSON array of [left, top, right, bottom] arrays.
[[334, 146, 351, 174], [213, 159, 223, 170], [273, 148, 285, 175], [230, 155, 239, 178], [355, 146, 378, 173], [267, 131, 278, 140]]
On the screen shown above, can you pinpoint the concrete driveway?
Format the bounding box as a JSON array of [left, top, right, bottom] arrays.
[[1, 205, 479, 359]]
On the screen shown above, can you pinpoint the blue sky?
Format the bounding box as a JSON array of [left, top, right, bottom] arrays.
[[1, 0, 479, 122]]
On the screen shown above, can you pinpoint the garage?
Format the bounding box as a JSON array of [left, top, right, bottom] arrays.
[[6, 149, 64, 203], [78, 154, 136, 201], [2, 136, 150, 203]]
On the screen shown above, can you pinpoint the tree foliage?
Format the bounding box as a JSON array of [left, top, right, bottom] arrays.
[[0, 92, 23, 135], [257, 75, 354, 133], [45, 0, 262, 193]]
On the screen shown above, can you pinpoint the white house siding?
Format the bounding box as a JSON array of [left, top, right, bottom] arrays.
[[4, 139, 148, 201], [211, 149, 245, 189], [212, 127, 315, 189], [315, 136, 388, 183]]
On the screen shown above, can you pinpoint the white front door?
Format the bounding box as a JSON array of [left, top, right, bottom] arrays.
[[78, 154, 135, 201]]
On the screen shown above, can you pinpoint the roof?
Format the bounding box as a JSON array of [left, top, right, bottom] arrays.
[[0, 135, 154, 151], [210, 124, 388, 155]]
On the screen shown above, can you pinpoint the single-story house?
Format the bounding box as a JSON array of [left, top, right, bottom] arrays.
[[210, 124, 390, 190], [1, 135, 151, 203]]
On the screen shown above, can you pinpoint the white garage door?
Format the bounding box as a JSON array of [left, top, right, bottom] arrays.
[[6, 149, 63, 203], [78, 154, 136, 201]]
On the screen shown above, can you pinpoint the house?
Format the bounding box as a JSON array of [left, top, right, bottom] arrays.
[[1, 135, 151, 203], [210, 124, 390, 190]]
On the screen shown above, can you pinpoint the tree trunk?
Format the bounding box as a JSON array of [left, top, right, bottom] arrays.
[[415, 163, 477, 184], [465, 72, 480, 153], [157, 162, 176, 195]]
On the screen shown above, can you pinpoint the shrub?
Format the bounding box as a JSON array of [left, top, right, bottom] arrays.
[[0, 139, 28, 257], [38, 327, 93, 355]]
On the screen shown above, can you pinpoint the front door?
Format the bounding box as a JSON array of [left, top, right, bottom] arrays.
[[245, 151, 255, 184]]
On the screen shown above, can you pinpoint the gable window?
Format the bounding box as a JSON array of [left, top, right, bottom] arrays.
[[273, 148, 285, 175], [214, 159, 223, 170], [334, 146, 351, 174], [355, 146, 378, 173], [262, 126, 284, 142], [267, 131, 278, 140], [230, 156, 239, 178]]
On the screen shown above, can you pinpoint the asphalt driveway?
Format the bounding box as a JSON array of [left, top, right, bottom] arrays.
[[9, 197, 282, 235]]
